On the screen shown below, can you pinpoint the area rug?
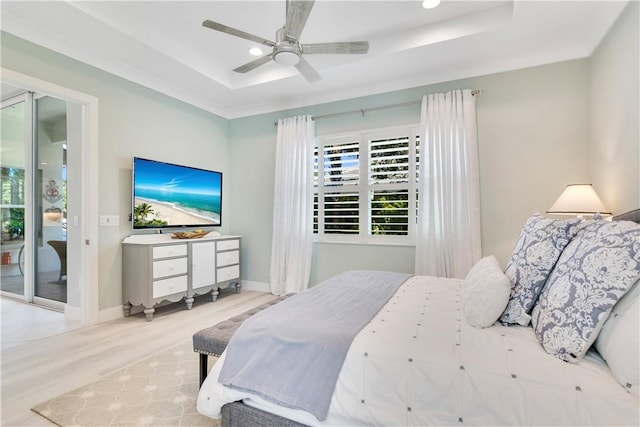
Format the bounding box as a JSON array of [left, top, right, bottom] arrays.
[[32, 340, 219, 426]]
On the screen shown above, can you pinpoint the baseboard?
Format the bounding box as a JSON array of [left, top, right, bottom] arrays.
[[64, 304, 82, 322], [98, 304, 126, 323], [65, 304, 125, 324], [241, 280, 270, 293]]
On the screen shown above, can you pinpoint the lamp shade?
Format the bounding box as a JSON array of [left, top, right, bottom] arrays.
[[547, 184, 611, 215]]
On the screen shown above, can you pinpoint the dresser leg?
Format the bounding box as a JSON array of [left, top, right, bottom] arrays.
[[234, 281, 242, 293], [143, 307, 155, 321], [185, 296, 194, 310], [123, 302, 132, 317], [211, 288, 220, 302]]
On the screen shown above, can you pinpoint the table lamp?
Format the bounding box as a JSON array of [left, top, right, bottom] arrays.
[[547, 184, 611, 216]]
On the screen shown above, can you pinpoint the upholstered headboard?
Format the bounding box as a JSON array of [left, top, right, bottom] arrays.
[[613, 208, 640, 224]]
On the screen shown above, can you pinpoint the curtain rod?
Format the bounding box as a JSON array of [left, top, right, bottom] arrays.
[[274, 89, 482, 125]]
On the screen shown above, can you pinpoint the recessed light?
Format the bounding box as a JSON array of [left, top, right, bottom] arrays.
[[422, 0, 441, 9], [249, 47, 263, 56]]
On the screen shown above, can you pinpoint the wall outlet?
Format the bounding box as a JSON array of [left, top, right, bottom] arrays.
[[99, 215, 120, 227]]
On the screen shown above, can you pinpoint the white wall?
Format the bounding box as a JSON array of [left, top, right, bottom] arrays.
[[589, 2, 639, 214], [475, 60, 591, 265]]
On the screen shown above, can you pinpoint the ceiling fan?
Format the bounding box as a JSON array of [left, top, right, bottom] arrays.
[[202, 0, 369, 83]]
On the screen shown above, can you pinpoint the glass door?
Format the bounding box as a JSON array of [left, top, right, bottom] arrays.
[[1, 96, 28, 299], [1, 93, 68, 309]]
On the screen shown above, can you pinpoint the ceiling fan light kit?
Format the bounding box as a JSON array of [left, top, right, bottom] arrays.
[[273, 25, 302, 65], [202, 0, 369, 83], [274, 49, 301, 66]]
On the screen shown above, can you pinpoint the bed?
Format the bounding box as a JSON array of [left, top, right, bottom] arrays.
[[197, 211, 640, 426]]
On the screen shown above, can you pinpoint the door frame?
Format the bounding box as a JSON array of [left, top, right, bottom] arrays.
[[2, 68, 99, 326]]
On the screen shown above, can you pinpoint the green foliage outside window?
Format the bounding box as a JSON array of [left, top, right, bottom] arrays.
[[371, 191, 409, 235], [1, 167, 26, 241]]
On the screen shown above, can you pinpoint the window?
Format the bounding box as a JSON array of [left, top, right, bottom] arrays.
[[314, 125, 420, 244], [1, 167, 25, 242]]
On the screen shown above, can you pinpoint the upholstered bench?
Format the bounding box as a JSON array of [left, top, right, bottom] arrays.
[[193, 295, 291, 386]]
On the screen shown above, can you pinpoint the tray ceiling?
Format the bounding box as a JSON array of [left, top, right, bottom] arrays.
[[0, 1, 628, 118]]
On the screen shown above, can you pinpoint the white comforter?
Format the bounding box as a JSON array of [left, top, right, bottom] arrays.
[[197, 275, 639, 426]]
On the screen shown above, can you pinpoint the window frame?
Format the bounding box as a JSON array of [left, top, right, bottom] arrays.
[[314, 124, 419, 245]]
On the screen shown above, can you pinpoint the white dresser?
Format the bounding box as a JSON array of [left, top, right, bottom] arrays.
[[122, 234, 241, 321]]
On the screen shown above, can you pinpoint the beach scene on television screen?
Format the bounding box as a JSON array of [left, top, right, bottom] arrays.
[[133, 160, 221, 228]]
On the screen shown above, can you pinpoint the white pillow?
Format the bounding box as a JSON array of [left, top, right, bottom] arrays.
[[463, 256, 511, 328], [594, 279, 639, 396]]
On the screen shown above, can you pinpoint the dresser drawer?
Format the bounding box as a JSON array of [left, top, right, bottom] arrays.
[[217, 239, 240, 251], [153, 258, 188, 279], [217, 264, 240, 282], [153, 244, 187, 259], [217, 250, 239, 267], [153, 275, 188, 298]]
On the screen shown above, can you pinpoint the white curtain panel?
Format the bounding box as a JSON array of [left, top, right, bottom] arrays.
[[270, 115, 315, 295], [415, 89, 481, 279]]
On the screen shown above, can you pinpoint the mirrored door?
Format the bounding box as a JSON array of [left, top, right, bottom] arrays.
[[34, 96, 67, 304]]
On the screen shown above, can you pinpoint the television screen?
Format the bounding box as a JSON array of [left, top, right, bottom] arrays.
[[132, 157, 222, 229]]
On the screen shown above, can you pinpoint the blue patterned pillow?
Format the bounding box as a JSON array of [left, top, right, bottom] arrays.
[[531, 220, 640, 362], [499, 215, 581, 326]]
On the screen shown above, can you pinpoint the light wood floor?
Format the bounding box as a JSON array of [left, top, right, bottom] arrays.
[[0, 289, 276, 426]]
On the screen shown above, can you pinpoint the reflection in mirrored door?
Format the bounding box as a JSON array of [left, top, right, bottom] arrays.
[[34, 96, 67, 305]]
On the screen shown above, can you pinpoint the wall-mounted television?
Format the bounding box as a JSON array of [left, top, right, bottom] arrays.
[[132, 157, 222, 230]]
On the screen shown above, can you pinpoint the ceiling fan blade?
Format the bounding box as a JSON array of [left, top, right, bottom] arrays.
[[295, 56, 321, 83], [233, 54, 274, 73], [203, 20, 275, 47], [285, 0, 315, 42], [302, 41, 370, 55]]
